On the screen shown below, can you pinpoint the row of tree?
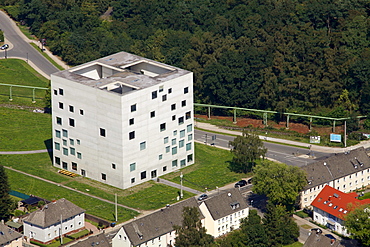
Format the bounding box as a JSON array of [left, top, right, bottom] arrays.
[[1, 0, 370, 115]]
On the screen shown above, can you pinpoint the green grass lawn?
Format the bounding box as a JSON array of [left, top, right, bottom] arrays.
[[0, 107, 52, 151], [161, 143, 250, 191], [0, 59, 49, 107]]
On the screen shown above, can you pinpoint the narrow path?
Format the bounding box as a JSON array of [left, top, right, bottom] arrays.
[[4, 166, 141, 214], [158, 178, 202, 194], [0, 149, 49, 154]]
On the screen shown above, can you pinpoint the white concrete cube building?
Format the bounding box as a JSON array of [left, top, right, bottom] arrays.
[[51, 52, 194, 189]]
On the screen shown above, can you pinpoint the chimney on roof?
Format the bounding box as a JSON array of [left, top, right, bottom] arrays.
[[328, 196, 332, 201]]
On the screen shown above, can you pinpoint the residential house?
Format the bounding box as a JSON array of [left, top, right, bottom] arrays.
[[198, 188, 249, 237], [51, 51, 194, 189], [23, 198, 85, 244], [300, 147, 370, 208], [70, 233, 110, 247], [303, 229, 345, 247], [311, 185, 370, 236], [0, 221, 22, 247]]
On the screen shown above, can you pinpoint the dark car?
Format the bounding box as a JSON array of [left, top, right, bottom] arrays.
[[325, 234, 336, 240], [0, 44, 9, 50], [198, 194, 208, 201], [234, 180, 248, 188]]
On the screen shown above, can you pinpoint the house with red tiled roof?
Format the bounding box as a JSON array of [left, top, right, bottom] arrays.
[[311, 185, 370, 236]]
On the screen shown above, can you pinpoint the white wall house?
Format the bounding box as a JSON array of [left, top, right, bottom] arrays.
[[0, 221, 22, 247], [300, 147, 370, 209], [23, 198, 85, 244], [51, 52, 194, 189], [311, 185, 370, 236]]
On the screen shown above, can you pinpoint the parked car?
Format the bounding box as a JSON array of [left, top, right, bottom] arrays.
[[234, 180, 248, 188], [325, 234, 336, 240], [0, 44, 9, 50], [198, 194, 208, 201]]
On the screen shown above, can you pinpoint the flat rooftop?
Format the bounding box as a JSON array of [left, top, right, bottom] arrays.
[[52, 52, 191, 95]]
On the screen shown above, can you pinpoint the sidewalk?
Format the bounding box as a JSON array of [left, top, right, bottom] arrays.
[[196, 121, 370, 153]]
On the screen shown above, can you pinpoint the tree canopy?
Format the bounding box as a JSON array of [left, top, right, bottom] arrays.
[[229, 131, 267, 173], [252, 162, 307, 211], [345, 204, 370, 247], [0, 165, 13, 221]]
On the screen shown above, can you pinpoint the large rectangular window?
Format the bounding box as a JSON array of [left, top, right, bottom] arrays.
[[129, 131, 135, 140], [171, 104, 176, 111], [180, 130, 185, 138], [102, 173, 106, 180], [56, 117, 62, 125], [181, 100, 186, 107], [141, 171, 146, 180], [184, 87, 189, 94], [172, 138, 176, 145], [187, 124, 193, 132], [188, 134, 193, 141], [150, 111, 155, 118], [72, 162, 77, 170], [152, 91, 157, 99], [162, 95, 167, 101], [140, 141, 146, 150], [69, 105, 74, 112], [160, 123, 166, 132], [55, 156, 61, 165], [186, 111, 191, 120], [178, 117, 184, 125], [179, 140, 184, 148], [130, 163, 136, 172], [166, 146, 170, 153], [131, 104, 137, 112], [187, 154, 193, 162], [55, 130, 61, 138], [164, 137, 169, 144], [151, 170, 157, 178], [186, 143, 192, 151], [62, 129, 68, 138], [55, 142, 60, 150], [129, 118, 134, 125], [69, 118, 75, 127], [172, 160, 178, 167], [59, 88, 64, 95], [62, 162, 67, 169], [63, 147, 68, 156], [172, 147, 177, 155], [59, 102, 64, 109], [77, 152, 82, 159], [70, 147, 75, 155], [100, 128, 106, 137], [180, 159, 186, 167]]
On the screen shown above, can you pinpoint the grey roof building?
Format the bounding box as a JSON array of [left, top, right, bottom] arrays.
[[300, 147, 370, 208], [303, 229, 345, 247], [70, 233, 110, 247], [0, 221, 22, 247]]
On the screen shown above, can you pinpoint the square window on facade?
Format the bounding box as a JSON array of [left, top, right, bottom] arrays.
[[186, 111, 191, 120], [168, 88, 172, 94], [131, 104, 137, 112], [163, 166, 167, 172], [172, 138, 176, 145], [69, 118, 75, 127], [172, 160, 178, 167], [129, 118, 134, 125], [140, 141, 146, 150], [130, 163, 136, 172], [59, 88, 64, 95], [172, 147, 177, 155], [55, 156, 61, 165], [70, 147, 75, 155], [152, 91, 158, 99], [62, 129, 68, 138], [150, 111, 155, 118], [141, 171, 146, 180], [112, 163, 116, 169], [171, 104, 176, 111], [160, 123, 166, 132], [178, 117, 184, 125], [62, 162, 68, 169], [54, 89, 58, 95], [77, 152, 82, 159], [172, 115, 176, 121], [180, 159, 186, 167], [184, 87, 189, 94], [70, 139, 74, 145], [69, 105, 74, 112], [181, 100, 186, 107], [55, 142, 60, 150], [179, 140, 184, 148], [59, 102, 64, 109], [129, 131, 135, 140], [180, 130, 185, 138], [72, 162, 77, 170], [162, 95, 167, 101], [63, 147, 68, 156], [151, 170, 157, 178], [131, 178, 135, 184], [166, 146, 170, 153], [187, 124, 193, 132], [80, 109, 84, 115], [159, 154, 163, 160], [100, 128, 106, 137], [55, 130, 61, 138], [56, 117, 62, 125], [187, 154, 193, 162], [164, 137, 169, 144], [186, 143, 192, 151], [102, 173, 106, 180]]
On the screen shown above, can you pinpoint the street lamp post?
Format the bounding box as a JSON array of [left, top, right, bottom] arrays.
[[180, 172, 183, 199]]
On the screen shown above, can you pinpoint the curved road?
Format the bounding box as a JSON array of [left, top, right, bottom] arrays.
[[0, 10, 59, 78]]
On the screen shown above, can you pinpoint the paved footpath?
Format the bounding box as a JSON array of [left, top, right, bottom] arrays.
[[0, 149, 48, 154]]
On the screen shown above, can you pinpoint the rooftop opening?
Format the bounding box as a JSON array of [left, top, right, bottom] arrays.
[[122, 61, 174, 77], [71, 63, 123, 80]]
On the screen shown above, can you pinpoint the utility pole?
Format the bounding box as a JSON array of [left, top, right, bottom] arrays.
[[115, 193, 118, 222], [344, 121, 347, 148], [180, 172, 183, 199]]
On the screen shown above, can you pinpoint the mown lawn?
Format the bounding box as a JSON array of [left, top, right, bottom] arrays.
[[0, 59, 49, 107], [161, 142, 251, 191]]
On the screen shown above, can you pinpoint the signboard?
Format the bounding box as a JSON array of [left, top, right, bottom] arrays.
[[310, 136, 321, 144], [330, 134, 342, 143]]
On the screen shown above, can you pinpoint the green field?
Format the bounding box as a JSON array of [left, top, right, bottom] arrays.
[[0, 59, 49, 107]]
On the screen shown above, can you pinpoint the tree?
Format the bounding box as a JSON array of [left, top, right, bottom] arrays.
[[239, 210, 269, 247], [345, 204, 370, 246], [263, 202, 299, 246], [252, 162, 306, 211], [174, 206, 214, 247], [0, 165, 13, 221], [228, 130, 267, 173]]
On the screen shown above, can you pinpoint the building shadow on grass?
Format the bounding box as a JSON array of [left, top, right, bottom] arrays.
[[44, 138, 53, 163]]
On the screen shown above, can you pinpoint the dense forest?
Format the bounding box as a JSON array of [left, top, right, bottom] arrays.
[[1, 0, 370, 116]]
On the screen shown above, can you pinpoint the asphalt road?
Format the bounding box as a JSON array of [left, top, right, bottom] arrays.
[[195, 129, 330, 166], [0, 11, 59, 77]]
